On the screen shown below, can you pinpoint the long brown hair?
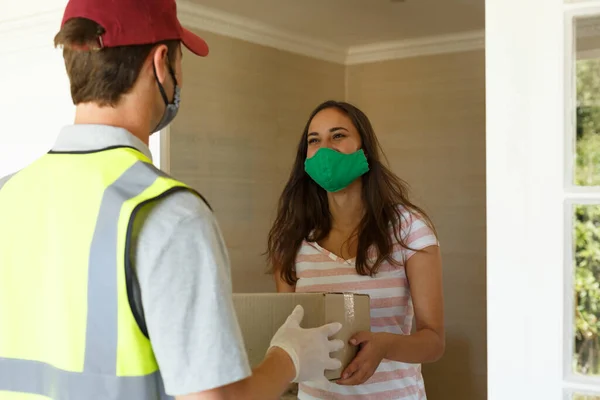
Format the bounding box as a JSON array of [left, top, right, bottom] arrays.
[[267, 100, 436, 285]]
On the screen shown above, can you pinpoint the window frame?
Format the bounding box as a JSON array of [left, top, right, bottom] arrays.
[[564, 6, 600, 397]]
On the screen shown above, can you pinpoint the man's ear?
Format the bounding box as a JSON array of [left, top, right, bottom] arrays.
[[152, 44, 170, 84]]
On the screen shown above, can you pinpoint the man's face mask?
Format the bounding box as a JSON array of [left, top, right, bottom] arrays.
[[151, 58, 180, 134], [304, 147, 370, 192]]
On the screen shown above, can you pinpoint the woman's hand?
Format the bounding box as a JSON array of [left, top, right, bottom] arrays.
[[336, 331, 391, 386]]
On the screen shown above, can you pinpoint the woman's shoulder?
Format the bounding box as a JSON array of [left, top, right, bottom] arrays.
[[391, 204, 439, 251], [393, 204, 430, 229]]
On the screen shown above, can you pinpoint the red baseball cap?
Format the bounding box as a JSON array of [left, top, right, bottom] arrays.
[[60, 0, 209, 56]]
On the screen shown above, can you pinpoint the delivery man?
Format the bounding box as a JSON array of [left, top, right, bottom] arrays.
[[0, 0, 344, 399]]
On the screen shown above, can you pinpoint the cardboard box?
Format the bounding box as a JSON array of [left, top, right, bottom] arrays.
[[233, 292, 371, 380]]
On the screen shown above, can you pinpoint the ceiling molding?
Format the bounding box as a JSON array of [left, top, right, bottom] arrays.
[[345, 30, 486, 65], [177, 2, 485, 65], [1, 3, 486, 64], [177, 0, 347, 64]]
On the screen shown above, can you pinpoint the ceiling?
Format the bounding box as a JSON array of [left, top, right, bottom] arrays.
[[190, 0, 485, 47]]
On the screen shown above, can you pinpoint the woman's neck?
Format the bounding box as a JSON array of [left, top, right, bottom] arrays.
[[327, 179, 364, 235]]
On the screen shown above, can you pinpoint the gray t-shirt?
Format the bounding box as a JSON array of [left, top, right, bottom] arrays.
[[1, 125, 251, 396]]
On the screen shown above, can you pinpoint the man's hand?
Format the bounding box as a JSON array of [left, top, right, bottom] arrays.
[[269, 305, 344, 383], [336, 331, 390, 386]]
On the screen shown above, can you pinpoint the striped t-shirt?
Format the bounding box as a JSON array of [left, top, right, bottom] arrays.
[[294, 207, 438, 400]]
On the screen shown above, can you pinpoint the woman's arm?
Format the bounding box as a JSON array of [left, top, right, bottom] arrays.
[[381, 244, 445, 362], [337, 245, 444, 385]]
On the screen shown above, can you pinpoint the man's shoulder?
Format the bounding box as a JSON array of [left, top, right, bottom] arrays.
[[0, 172, 18, 191], [150, 188, 212, 221], [135, 188, 214, 242]]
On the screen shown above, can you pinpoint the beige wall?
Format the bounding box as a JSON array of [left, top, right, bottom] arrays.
[[347, 51, 487, 400], [172, 30, 486, 399], [171, 30, 346, 292]]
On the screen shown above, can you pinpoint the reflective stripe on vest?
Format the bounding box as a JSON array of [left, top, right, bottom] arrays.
[[0, 150, 204, 400], [0, 359, 169, 400]]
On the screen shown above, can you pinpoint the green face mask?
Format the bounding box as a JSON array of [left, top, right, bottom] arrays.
[[304, 147, 370, 192]]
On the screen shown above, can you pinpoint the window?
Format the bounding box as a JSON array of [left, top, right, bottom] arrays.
[[566, 10, 600, 398]]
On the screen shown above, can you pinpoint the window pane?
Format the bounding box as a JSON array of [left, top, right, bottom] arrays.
[[574, 204, 600, 375], [575, 17, 600, 186]]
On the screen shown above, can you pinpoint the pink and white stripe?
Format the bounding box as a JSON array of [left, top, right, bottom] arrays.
[[294, 207, 438, 400]]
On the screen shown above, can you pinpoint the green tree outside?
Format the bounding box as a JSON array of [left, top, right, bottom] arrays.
[[574, 58, 600, 375]]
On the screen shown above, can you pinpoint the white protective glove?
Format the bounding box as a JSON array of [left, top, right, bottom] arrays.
[[269, 305, 345, 383]]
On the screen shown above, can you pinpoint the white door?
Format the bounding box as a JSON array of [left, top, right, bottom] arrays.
[[149, 127, 172, 173], [487, 0, 600, 399]]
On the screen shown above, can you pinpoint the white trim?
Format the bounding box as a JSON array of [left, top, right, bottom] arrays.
[[566, 10, 578, 193], [565, 0, 600, 11], [159, 126, 171, 174], [149, 126, 171, 173], [564, 198, 576, 388], [1, 2, 486, 64], [345, 30, 485, 65], [565, 191, 600, 200], [177, 0, 347, 64], [176, 1, 484, 65], [564, 379, 600, 397], [486, 0, 565, 397]]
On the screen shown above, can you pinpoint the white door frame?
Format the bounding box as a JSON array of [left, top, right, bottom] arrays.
[[149, 127, 171, 173], [486, 0, 565, 399], [487, 0, 600, 399]]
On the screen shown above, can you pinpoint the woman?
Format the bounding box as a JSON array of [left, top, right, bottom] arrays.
[[267, 100, 444, 399]]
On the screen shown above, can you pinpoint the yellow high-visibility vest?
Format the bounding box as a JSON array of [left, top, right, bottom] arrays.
[[0, 146, 206, 400]]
